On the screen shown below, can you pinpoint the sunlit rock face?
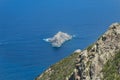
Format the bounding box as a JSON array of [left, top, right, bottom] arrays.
[[70, 23, 120, 80], [44, 31, 73, 47]]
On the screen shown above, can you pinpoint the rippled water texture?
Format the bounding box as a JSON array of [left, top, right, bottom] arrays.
[[0, 0, 120, 80]]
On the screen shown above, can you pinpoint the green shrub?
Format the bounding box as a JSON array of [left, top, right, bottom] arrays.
[[87, 44, 94, 52]]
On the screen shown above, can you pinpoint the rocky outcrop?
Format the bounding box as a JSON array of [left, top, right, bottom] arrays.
[[74, 49, 81, 53], [36, 23, 120, 80], [71, 23, 120, 80], [44, 31, 72, 47]]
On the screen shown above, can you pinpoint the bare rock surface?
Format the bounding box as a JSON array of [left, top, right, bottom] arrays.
[[44, 31, 72, 47]]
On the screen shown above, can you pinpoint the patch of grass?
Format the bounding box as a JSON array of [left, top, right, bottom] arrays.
[[87, 44, 94, 52], [36, 52, 80, 80], [102, 51, 120, 80]]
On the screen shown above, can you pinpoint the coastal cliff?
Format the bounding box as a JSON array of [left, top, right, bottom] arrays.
[[36, 23, 120, 80]]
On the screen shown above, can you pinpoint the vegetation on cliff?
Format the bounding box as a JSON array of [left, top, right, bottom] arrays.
[[102, 51, 120, 80], [36, 52, 80, 80]]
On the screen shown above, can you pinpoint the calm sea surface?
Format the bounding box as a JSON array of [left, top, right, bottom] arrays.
[[0, 0, 120, 80]]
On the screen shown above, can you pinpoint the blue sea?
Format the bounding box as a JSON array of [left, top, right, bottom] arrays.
[[0, 0, 120, 80]]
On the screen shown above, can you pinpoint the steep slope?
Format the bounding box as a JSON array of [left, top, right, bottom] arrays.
[[71, 23, 120, 80], [35, 51, 80, 80], [36, 23, 120, 80]]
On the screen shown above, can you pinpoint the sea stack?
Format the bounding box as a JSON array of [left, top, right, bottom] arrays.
[[44, 31, 72, 47]]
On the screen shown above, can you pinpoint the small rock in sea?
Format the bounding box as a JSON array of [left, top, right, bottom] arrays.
[[44, 31, 73, 47]]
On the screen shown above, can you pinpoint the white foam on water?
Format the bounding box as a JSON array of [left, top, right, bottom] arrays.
[[72, 35, 76, 38], [43, 38, 49, 42]]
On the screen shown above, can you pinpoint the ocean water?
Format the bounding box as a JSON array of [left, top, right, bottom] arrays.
[[0, 0, 120, 80]]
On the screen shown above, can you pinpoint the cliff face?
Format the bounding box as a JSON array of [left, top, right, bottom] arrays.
[[36, 23, 120, 80], [72, 23, 120, 80]]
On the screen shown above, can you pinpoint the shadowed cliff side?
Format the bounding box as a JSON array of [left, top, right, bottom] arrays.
[[36, 23, 120, 80]]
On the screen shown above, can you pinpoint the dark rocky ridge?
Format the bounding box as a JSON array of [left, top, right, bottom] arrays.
[[36, 23, 120, 80]]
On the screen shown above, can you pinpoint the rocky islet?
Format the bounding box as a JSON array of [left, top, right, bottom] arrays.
[[44, 31, 73, 47]]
